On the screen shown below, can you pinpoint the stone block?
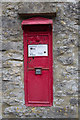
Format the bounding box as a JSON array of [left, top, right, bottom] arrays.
[[2, 67, 23, 81], [57, 56, 74, 65], [70, 98, 78, 105], [2, 42, 23, 51], [0, 103, 2, 119], [18, 3, 56, 14], [55, 79, 78, 96], [54, 46, 72, 56]]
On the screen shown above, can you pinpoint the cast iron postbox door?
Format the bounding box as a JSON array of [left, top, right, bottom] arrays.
[[22, 17, 53, 106]]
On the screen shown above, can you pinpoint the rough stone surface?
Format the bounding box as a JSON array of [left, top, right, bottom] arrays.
[[2, 2, 79, 118], [1, 0, 80, 2]]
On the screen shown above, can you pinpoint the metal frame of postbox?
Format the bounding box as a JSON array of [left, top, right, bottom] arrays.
[[22, 17, 53, 106]]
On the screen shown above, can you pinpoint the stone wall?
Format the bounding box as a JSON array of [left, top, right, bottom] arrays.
[[0, 2, 2, 119], [2, 2, 79, 118]]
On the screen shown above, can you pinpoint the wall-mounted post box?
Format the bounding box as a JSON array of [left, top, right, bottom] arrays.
[[22, 17, 53, 106]]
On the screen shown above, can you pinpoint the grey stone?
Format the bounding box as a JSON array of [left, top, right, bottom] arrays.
[[55, 46, 71, 55], [18, 3, 56, 14], [58, 56, 74, 65], [2, 52, 23, 62], [2, 42, 23, 51], [62, 39, 75, 45], [6, 5, 15, 10], [70, 98, 78, 105], [2, 67, 22, 81], [62, 67, 78, 79]]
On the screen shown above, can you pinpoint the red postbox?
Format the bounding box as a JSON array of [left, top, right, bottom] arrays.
[[22, 17, 53, 106]]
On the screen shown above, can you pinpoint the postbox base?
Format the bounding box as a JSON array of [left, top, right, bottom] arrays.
[[25, 103, 53, 107]]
